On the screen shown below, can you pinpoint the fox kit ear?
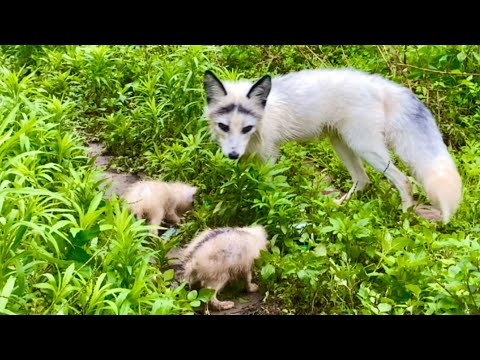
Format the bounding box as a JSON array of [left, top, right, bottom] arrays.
[[187, 186, 197, 200], [204, 70, 227, 104], [246, 75, 271, 107]]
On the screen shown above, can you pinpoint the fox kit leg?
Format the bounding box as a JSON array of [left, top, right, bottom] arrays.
[[340, 129, 414, 212], [165, 209, 182, 224], [206, 276, 235, 311], [329, 133, 370, 204], [147, 208, 165, 235], [244, 270, 258, 293], [132, 209, 144, 221]]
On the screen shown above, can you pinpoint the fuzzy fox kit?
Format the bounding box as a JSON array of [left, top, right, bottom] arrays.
[[203, 68, 462, 223], [180, 225, 268, 311], [123, 180, 197, 235]]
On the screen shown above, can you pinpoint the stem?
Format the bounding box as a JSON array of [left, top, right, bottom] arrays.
[[465, 273, 478, 311], [430, 272, 466, 313], [397, 63, 480, 77]]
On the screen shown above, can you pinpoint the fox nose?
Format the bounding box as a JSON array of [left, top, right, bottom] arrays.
[[228, 151, 239, 159]]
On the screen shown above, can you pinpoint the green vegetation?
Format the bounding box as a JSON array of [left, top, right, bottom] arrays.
[[1, 45, 479, 314]]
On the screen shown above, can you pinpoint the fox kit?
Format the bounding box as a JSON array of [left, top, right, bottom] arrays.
[[181, 225, 268, 311], [123, 180, 197, 235], [203, 68, 462, 223]]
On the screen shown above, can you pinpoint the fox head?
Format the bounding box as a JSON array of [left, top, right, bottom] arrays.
[[203, 70, 271, 160]]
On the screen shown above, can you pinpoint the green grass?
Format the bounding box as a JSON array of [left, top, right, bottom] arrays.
[[0, 45, 479, 314]]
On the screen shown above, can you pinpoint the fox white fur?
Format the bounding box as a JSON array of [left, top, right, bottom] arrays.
[[181, 225, 268, 311], [203, 68, 462, 223], [123, 180, 197, 235]]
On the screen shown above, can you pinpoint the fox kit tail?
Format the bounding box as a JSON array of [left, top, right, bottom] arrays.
[[386, 88, 462, 223]]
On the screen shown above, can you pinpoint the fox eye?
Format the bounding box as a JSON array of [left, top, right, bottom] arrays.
[[218, 123, 229, 132], [242, 125, 254, 134]]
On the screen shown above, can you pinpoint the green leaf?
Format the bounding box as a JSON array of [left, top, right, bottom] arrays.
[[314, 244, 327, 257], [63, 263, 76, 286], [71, 224, 101, 247], [405, 284, 422, 297], [1, 188, 71, 206], [321, 226, 335, 233], [297, 269, 307, 281], [0, 277, 16, 312], [67, 247, 90, 263], [190, 300, 201, 307], [197, 288, 214, 302], [187, 290, 198, 301], [365, 245, 376, 258], [238, 297, 250, 304], [12, 212, 32, 251], [377, 303, 392, 313], [88, 191, 104, 214], [261, 264, 276, 280], [213, 201, 224, 214], [33, 283, 56, 291], [355, 218, 369, 228], [268, 167, 290, 177], [163, 269, 174, 282]]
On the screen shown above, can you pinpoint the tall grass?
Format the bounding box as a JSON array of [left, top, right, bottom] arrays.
[[0, 62, 207, 314]]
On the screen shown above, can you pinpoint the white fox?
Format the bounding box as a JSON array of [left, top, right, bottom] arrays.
[[203, 68, 462, 223]]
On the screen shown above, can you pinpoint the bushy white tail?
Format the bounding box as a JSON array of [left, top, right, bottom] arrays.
[[422, 157, 462, 223], [385, 87, 462, 223]]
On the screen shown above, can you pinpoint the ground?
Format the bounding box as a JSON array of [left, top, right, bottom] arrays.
[[86, 141, 442, 315]]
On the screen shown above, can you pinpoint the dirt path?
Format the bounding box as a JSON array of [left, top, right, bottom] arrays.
[[86, 142, 141, 199], [86, 142, 268, 315]]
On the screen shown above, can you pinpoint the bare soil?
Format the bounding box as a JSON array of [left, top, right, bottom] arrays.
[[86, 142, 141, 199]]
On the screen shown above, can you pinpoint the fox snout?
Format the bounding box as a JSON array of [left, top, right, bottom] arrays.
[[222, 143, 245, 160], [228, 151, 240, 159]]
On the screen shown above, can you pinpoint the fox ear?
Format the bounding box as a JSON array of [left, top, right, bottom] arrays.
[[246, 75, 271, 107], [204, 70, 227, 104]]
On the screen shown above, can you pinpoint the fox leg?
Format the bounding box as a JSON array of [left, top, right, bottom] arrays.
[[329, 133, 371, 204], [256, 139, 280, 164], [340, 125, 414, 211]]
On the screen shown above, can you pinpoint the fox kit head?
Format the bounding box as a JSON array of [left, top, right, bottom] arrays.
[[203, 70, 271, 160], [173, 182, 197, 213], [243, 224, 269, 251]]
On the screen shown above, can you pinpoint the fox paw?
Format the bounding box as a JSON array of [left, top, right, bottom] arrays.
[[213, 300, 235, 311], [247, 283, 259, 293]]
